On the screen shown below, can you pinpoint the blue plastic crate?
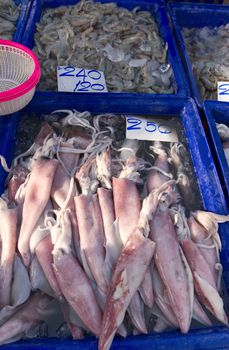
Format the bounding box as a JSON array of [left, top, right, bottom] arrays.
[[204, 101, 229, 201], [168, 2, 229, 108], [21, 0, 190, 98], [0, 114, 19, 191], [6, 0, 30, 42], [0, 95, 228, 349]]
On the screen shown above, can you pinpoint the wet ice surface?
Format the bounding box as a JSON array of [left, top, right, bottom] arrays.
[[34, 0, 175, 93], [182, 24, 229, 100]]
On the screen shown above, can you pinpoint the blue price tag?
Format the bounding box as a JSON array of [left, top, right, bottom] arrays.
[[57, 66, 108, 93]]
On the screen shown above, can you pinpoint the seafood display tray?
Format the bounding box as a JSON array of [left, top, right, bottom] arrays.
[[204, 101, 229, 202], [12, 0, 30, 42], [21, 0, 190, 97], [0, 95, 229, 349], [168, 2, 229, 109]]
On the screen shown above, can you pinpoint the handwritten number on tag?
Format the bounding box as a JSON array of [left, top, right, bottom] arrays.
[[145, 121, 157, 133], [91, 84, 105, 91], [74, 81, 91, 92], [75, 68, 87, 82], [59, 66, 75, 77], [218, 83, 229, 95], [57, 66, 107, 93], [126, 116, 178, 142], [158, 124, 172, 134], [88, 70, 102, 80], [217, 82, 229, 102], [127, 117, 171, 134], [127, 118, 141, 130]]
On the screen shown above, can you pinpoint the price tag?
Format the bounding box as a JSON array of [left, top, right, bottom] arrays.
[[57, 66, 108, 93], [126, 116, 178, 143], [217, 82, 229, 102]]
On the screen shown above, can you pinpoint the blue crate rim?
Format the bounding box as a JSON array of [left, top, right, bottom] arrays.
[[1, 326, 229, 349], [13, 0, 30, 43]]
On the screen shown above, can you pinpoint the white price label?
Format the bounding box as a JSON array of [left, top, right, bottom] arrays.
[[217, 82, 229, 102], [126, 116, 178, 143], [57, 66, 108, 93]]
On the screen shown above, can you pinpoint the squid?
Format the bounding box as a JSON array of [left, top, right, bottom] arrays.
[[149, 202, 192, 333], [169, 143, 196, 210], [0, 254, 31, 327], [96, 148, 122, 284], [60, 303, 85, 340], [52, 209, 102, 336], [171, 205, 228, 325], [35, 235, 63, 301], [74, 193, 107, 294], [50, 142, 81, 262], [7, 165, 29, 204], [112, 175, 148, 332], [28, 200, 63, 301], [99, 229, 155, 350], [75, 156, 107, 294], [50, 141, 79, 204], [30, 256, 54, 297], [188, 215, 220, 287], [180, 238, 228, 325], [18, 158, 58, 267], [112, 141, 153, 331], [0, 292, 53, 345], [151, 267, 179, 329], [0, 199, 18, 308], [147, 141, 178, 206], [99, 177, 165, 350]]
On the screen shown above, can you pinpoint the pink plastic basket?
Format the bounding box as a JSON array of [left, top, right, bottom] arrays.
[[0, 40, 40, 116]]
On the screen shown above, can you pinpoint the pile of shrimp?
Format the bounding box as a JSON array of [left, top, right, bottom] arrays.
[[182, 24, 229, 100], [0, 0, 20, 40], [217, 123, 229, 165], [0, 110, 228, 350], [34, 0, 174, 93]]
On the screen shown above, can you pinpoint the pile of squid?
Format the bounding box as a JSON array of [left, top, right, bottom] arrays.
[[182, 24, 229, 100], [34, 0, 174, 93], [217, 123, 229, 165], [0, 110, 228, 350], [0, 0, 20, 40]]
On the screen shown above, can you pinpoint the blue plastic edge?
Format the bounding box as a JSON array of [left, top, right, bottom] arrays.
[[0, 94, 229, 348], [204, 101, 229, 200], [0, 0, 30, 186], [0, 326, 229, 350], [21, 0, 190, 98], [0, 113, 19, 191], [13, 0, 30, 43], [168, 2, 229, 109]]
